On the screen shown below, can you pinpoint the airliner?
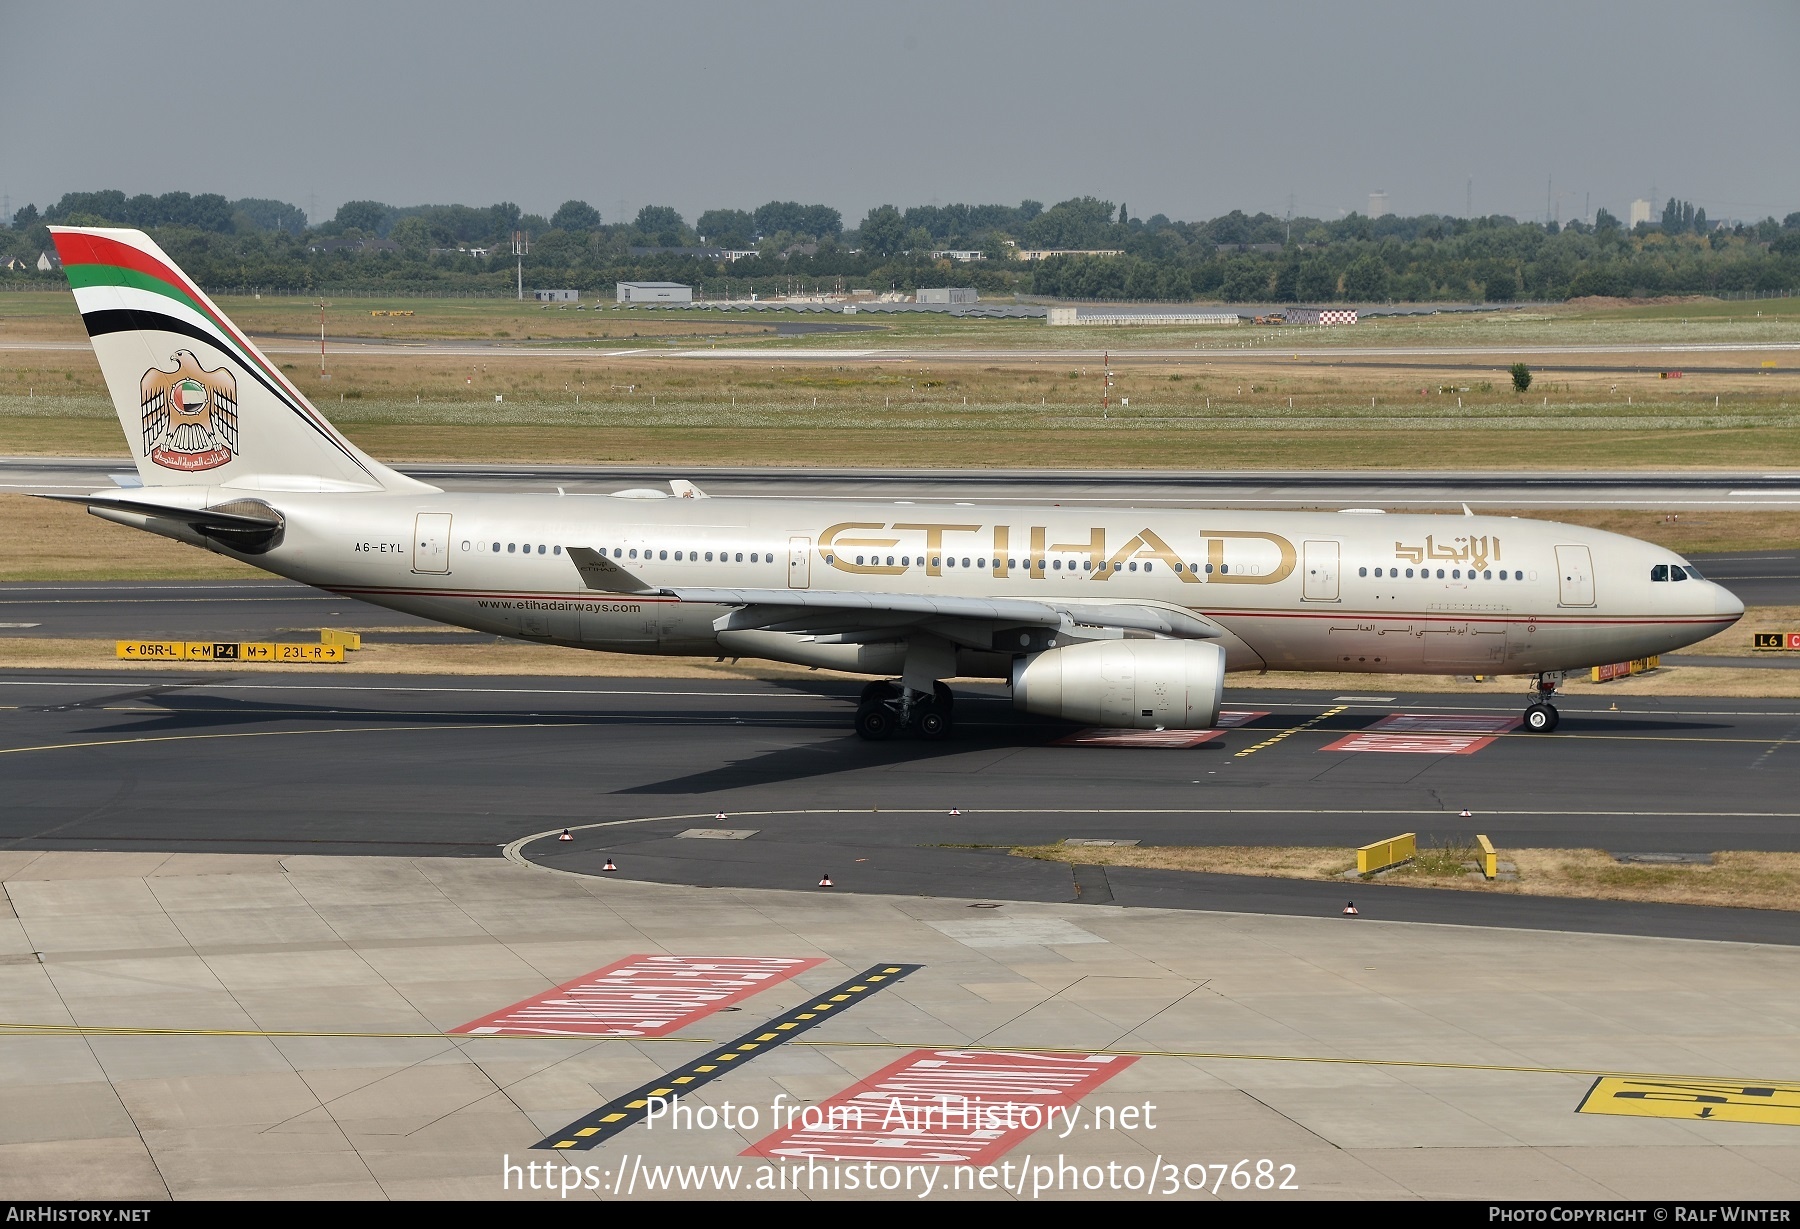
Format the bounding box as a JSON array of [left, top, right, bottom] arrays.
[[44, 226, 1744, 739]]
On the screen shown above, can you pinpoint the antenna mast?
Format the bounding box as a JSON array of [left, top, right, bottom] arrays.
[[513, 230, 530, 301]]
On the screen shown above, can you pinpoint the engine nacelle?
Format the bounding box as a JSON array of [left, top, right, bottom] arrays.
[[1011, 639, 1225, 730]]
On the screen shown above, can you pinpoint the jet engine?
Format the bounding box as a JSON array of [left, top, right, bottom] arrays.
[[1010, 639, 1225, 730]]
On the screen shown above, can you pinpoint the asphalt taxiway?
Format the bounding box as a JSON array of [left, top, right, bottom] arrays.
[[3, 670, 1798, 944]]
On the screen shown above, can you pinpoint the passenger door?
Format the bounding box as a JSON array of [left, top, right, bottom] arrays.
[[1555, 544, 1595, 607], [1302, 540, 1340, 601], [788, 536, 812, 589], [412, 512, 452, 574]]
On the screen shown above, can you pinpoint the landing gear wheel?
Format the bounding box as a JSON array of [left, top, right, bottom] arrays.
[[1523, 702, 1560, 733], [916, 707, 953, 740], [854, 702, 898, 741], [860, 680, 900, 705]]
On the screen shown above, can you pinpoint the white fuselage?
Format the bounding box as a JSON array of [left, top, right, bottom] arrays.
[[106, 488, 1744, 680]]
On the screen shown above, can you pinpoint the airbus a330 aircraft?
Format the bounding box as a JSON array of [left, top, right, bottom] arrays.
[[46, 226, 1744, 739]]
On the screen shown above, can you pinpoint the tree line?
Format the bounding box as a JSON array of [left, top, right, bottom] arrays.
[[6, 189, 1798, 301]]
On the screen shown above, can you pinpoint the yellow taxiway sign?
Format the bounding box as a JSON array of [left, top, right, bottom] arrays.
[[1577, 1077, 1800, 1127]]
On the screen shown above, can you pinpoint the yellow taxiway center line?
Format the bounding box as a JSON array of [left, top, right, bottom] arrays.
[[0, 1022, 1784, 1088], [0, 721, 591, 758], [1233, 705, 1347, 758]]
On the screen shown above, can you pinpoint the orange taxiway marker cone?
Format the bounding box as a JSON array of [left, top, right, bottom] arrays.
[[819, 873, 833, 888], [602, 857, 617, 873], [1459, 809, 1471, 818], [948, 807, 961, 816], [557, 828, 574, 842], [1342, 901, 1359, 916], [715, 811, 728, 821]]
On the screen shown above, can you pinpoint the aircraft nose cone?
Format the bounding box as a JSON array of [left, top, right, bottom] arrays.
[[1714, 583, 1745, 621]]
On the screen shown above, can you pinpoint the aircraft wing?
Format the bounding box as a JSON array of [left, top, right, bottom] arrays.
[[565, 547, 1220, 642]]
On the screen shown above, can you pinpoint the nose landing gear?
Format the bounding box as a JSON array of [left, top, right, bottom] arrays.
[[854, 680, 955, 741], [1522, 672, 1561, 733]]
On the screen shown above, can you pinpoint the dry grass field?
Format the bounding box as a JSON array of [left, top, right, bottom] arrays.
[[1011, 842, 1800, 913]]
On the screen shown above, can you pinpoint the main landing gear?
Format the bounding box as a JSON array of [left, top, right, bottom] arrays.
[[1523, 672, 1561, 733], [854, 680, 955, 741]]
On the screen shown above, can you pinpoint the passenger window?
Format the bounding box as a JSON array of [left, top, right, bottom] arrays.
[[962, 557, 971, 568], [1405, 567, 1414, 578], [1436, 568, 1444, 579], [1128, 562, 1138, 572], [886, 556, 894, 566], [1053, 559, 1062, 570], [628, 548, 637, 559], [1082, 560, 1092, 571], [932, 556, 941, 567], [706, 551, 714, 561], [659, 550, 668, 560], [1220, 564, 1228, 574], [1204, 563, 1213, 573], [856, 555, 865, 565], [507, 543, 516, 554], [1359, 567, 1367, 577], [1008, 558, 1017, 568], [1174, 562, 1184, 573], [1144, 562, 1153, 573], [1482, 569, 1491, 579], [1452, 569, 1461, 579], [494, 542, 502, 552], [539, 545, 547, 555], [735, 552, 743, 562]]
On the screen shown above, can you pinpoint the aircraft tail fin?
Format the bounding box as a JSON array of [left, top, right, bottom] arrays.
[[50, 226, 434, 494]]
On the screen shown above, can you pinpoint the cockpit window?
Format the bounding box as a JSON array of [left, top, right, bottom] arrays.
[[1683, 565, 1704, 580], [1651, 564, 1669, 582], [1669, 565, 1688, 582]]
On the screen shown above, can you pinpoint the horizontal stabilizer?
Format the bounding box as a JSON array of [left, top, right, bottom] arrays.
[[38, 492, 282, 533]]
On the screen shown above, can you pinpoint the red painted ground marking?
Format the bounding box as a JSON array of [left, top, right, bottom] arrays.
[[1368, 712, 1521, 734], [1215, 709, 1270, 728], [450, 954, 824, 1037], [1054, 728, 1226, 747], [743, 1048, 1138, 1165], [1323, 731, 1501, 755]]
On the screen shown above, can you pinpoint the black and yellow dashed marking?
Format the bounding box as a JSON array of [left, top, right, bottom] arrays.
[[532, 963, 921, 1151], [1234, 705, 1348, 758]]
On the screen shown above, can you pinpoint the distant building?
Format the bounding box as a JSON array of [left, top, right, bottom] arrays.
[[1369, 191, 1390, 218], [306, 237, 400, 255], [930, 250, 985, 262], [36, 251, 59, 272], [616, 281, 692, 304], [1286, 307, 1358, 326], [1012, 249, 1123, 262], [916, 287, 978, 305], [1215, 243, 1286, 255], [1628, 199, 1653, 228], [533, 289, 579, 303], [1, 254, 26, 272], [1049, 307, 1238, 327]]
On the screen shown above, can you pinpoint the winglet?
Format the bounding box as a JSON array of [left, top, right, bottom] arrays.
[[669, 479, 709, 499], [566, 547, 657, 594]]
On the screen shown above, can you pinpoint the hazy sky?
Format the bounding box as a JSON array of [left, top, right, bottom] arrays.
[[7, 0, 1797, 228]]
